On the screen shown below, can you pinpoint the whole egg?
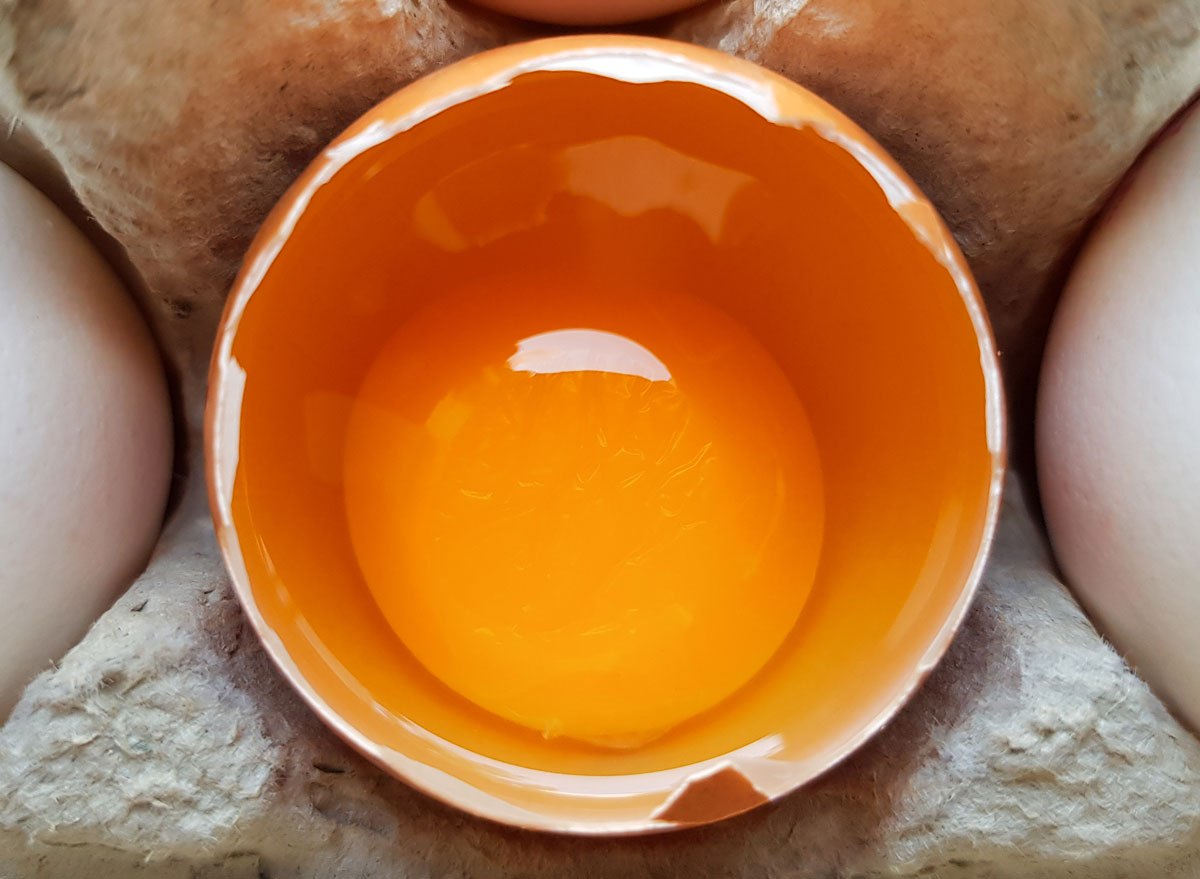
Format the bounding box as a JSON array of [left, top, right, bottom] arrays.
[[0, 162, 174, 719], [1038, 102, 1200, 732]]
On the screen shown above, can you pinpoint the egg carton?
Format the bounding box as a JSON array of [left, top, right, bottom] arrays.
[[2, 1, 1200, 876]]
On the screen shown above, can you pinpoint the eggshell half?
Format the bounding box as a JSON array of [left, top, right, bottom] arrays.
[[0, 162, 173, 719], [207, 35, 1004, 834], [1037, 101, 1200, 732]]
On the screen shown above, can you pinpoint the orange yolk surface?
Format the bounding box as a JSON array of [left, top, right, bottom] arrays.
[[343, 277, 824, 747]]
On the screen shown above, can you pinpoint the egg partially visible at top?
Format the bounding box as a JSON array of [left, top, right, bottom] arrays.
[[467, 0, 703, 25], [1037, 101, 1200, 733], [0, 162, 174, 719]]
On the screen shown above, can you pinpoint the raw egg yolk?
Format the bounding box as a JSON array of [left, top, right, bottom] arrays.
[[343, 278, 824, 747]]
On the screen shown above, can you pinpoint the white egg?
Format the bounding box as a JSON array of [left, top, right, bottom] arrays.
[[1038, 101, 1200, 731], [0, 162, 173, 718]]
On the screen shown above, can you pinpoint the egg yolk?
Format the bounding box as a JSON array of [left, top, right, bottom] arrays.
[[343, 277, 824, 747]]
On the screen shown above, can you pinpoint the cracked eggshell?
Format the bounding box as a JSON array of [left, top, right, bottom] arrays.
[[1038, 101, 1200, 734], [0, 162, 173, 720], [207, 35, 1004, 834]]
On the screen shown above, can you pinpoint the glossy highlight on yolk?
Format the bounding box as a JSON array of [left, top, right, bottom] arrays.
[[343, 278, 824, 747]]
